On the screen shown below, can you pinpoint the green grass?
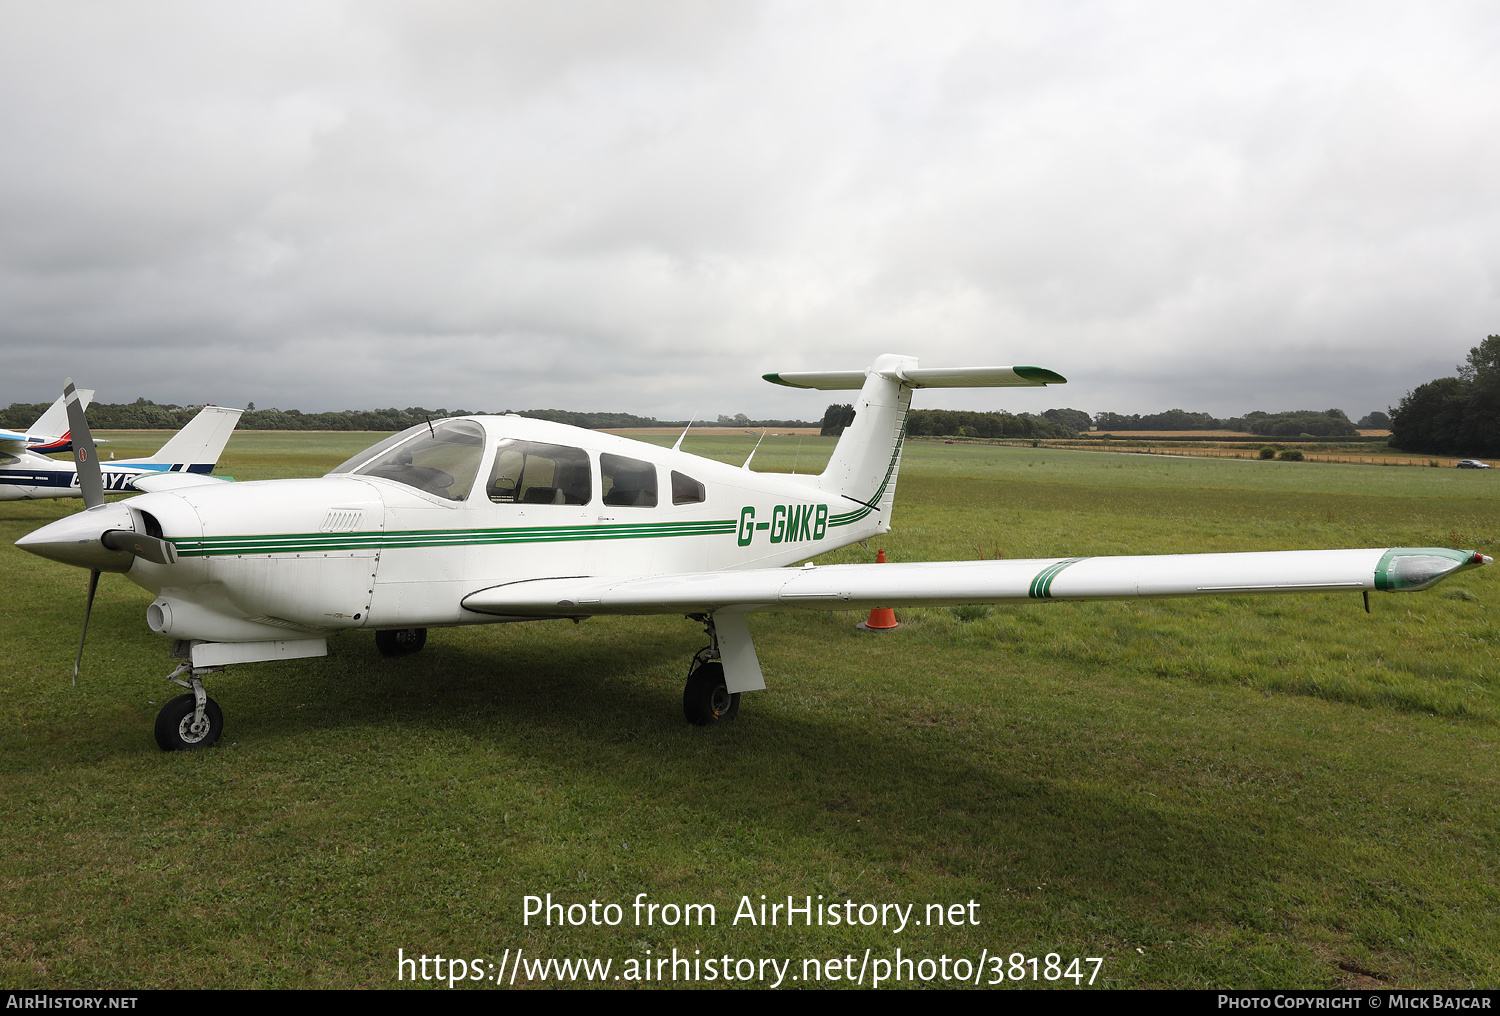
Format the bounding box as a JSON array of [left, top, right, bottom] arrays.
[[0, 435, 1496, 988]]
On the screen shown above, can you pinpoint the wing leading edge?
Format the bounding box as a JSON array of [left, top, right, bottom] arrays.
[[462, 547, 1490, 617]]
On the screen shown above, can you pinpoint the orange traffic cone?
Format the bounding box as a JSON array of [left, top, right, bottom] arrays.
[[856, 548, 900, 631]]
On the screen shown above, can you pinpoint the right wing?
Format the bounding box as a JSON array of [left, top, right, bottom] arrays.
[[462, 547, 1489, 617]]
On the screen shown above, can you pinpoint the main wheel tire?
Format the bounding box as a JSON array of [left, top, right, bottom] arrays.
[[683, 662, 739, 726], [154, 693, 224, 752], [376, 627, 428, 657]]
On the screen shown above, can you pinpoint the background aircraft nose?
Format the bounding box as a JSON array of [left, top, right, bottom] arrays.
[[15, 503, 137, 572]]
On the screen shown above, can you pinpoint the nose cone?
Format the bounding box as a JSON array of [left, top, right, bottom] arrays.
[[15, 503, 137, 572]]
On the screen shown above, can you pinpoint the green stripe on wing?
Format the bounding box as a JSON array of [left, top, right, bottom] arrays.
[[1028, 558, 1086, 599]]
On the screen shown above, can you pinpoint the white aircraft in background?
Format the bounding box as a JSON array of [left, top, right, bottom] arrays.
[[0, 390, 243, 501], [15, 359, 1489, 752], [0, 388, 95, 455]]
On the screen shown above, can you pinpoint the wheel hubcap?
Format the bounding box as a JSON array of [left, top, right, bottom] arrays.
[[710, 686, 731, 717], [178, 713, 210, 743]]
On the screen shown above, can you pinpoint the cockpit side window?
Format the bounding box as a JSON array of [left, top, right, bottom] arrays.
[[349, 420, 487, 502], [487, 440, 591, 505], [601, 453, 658, 507], [671, 470, 705, 505]]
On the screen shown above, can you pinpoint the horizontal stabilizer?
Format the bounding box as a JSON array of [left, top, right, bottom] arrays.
[[763, 365, 1065, 390], [462, 548, 1487, 617]]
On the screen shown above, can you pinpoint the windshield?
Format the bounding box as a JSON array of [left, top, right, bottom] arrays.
[[327, 425, 427, 475], [344, 420, 487, 502]]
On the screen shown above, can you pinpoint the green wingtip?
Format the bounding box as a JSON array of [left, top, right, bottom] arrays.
[[763, 373, 795, 387], [1373, 547, 1477, 591], [1014, 366, 1067, 384]]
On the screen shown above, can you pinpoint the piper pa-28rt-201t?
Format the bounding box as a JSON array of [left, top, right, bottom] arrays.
[[16, 358, 1490, 750]]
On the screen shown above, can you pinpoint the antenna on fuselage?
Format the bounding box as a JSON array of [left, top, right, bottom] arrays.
[[742, 428, 767, 471], [671, 414, 697, 452]]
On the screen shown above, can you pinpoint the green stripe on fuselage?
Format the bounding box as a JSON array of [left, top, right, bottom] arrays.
[[171, 519, 738, 557]]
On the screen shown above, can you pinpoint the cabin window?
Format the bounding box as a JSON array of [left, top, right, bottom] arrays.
[[0, 453, 17, 465], [487, 440, 592, 505], [348, 420, 486, 502], [671, 470, 705, 505], [601, 453, 658, 507]]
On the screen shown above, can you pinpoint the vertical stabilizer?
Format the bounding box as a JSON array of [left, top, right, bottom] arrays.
[[28, 390, 93, 442], [128, 406, 245, 471], [815, 354, 916, 524]]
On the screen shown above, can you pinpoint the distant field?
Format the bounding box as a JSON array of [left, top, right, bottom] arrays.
[[606, 426, 823, 437], [952, 435, 1488, 470], [1079, 430, 1392, 439], [2, 433, 1496, 988]]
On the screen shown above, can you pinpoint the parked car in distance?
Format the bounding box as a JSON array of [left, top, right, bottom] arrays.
[[1456, 459, 1492, 469]]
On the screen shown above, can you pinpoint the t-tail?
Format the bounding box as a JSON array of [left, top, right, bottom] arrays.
[[764, 354, 1066, 534]]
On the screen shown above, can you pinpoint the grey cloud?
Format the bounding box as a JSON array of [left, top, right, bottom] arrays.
[[1, 1, 1497, 422]]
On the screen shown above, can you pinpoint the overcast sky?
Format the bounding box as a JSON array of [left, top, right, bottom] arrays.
[[2, 1, 1498, 421]]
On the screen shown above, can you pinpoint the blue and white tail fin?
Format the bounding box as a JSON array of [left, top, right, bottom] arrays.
[[119, 405, 244, 473], [763, 354, 1066, 532]]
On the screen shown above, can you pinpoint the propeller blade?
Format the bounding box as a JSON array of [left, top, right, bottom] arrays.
[[63, 378, 104, 509], [101, 529, 178, 565], [74, 568, 100, 686]]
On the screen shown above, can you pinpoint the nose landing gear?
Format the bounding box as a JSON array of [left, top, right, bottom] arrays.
[[376, 627, 428, 657], [155, 664, 224, 751]]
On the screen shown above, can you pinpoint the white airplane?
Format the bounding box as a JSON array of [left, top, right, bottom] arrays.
[[0, 390, 243, 501], [0, 388, 95, 455], [15, 359, 1490, 752]]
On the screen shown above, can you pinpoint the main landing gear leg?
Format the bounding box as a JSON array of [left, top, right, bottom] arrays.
[[682, 615, 739, 726], [155, 662, 225, 751]]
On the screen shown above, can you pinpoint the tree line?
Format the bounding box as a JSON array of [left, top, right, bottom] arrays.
[[2, 389, 1416, 444], [1389, 336, 1500, 457], [0, 400, 815, 433], [819, 404, 1380, 438]]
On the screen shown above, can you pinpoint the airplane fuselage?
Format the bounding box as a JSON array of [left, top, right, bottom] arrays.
[[114, 416, 894, 643], [0, 447, 213, 501]]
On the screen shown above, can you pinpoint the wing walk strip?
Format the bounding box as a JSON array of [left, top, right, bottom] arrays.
[[1028, 558, 1086, 599], [170, 519, 738, 557]]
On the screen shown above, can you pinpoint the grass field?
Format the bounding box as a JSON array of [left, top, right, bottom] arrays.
[[1, 431, 1496, 989]]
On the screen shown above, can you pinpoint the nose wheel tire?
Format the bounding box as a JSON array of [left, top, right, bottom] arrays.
[[683, 662, 739, 726], [376, 628, 427, 657], [154, 693, 224, 751]]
